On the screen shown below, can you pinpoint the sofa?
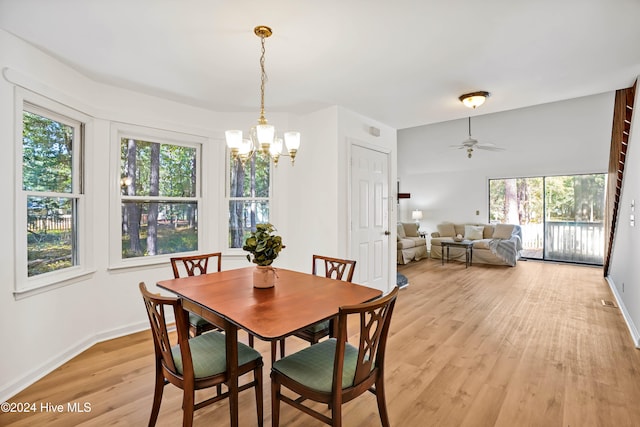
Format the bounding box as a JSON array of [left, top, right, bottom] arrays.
[[397, 222, 427, 264], [430, 223, 522, 266]]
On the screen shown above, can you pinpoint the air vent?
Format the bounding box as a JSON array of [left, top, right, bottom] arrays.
[[601, 300, 618, 308]]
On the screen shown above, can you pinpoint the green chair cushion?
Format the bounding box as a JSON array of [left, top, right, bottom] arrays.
[[272, 338, 358, 393], [171, 331, 261, 379], [188, 312, 214, 328], [304, 319, 330, 334]]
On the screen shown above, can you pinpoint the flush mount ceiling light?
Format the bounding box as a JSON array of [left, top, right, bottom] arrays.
[[459, 91, 491, 109], [225, 26, 300, 166]]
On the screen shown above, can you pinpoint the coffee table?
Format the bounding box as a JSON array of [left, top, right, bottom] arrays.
[[441, 240, 474, 268]]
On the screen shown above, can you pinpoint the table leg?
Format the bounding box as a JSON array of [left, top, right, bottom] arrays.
[[225, 322, 239, 427], [469, 246, 473, 266]]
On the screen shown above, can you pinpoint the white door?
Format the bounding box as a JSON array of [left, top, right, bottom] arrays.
[[350, 144, 390, 293]]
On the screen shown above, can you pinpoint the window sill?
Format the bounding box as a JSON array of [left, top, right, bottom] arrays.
[[14, 269, 96, 300], [108, 251, 248, 272], [108, 255, 178, 272]]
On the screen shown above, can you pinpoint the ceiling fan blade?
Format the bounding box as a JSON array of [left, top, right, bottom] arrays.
[[476, 145, 506, 151], [449, 144, 466, 149]]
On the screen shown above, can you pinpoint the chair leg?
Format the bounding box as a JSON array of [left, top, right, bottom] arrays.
[[375, 379, 391, 427], [255, 365, 264, 427], [331, 395, 342, 427], [148, 363, 164, 427], [271, 376, 281, 427], [182, 388, 195, 427]]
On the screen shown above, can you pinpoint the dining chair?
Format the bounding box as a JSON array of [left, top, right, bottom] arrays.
[[274, 255, 356, 362], [271, 286, 399, 427], [169, 252, 236, 339], [139, 282, 264, 427], [170, 252, 222, 279]]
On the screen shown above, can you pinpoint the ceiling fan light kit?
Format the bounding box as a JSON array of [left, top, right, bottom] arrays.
[[459, 91, 491, 109]]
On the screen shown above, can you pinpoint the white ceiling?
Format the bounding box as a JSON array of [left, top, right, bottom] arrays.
[[1, 0, 639, 130]]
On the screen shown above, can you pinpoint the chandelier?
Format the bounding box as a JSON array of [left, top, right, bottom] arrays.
[[225, 26, 300, 166]]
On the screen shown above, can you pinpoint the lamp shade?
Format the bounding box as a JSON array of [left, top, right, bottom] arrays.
[[225, 130, 243, 149], [270, 137, 283, 156], [284, 131, 301, 150], [459, 91, 491, 109], [238, 139, 253, 155], [412, 210, 423, 220], [256, 124, 275, 145]]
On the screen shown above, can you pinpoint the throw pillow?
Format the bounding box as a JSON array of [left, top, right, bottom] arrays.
[[397, 223, 406, 239], [404, 222, 419, 237], [493, 223, 515, 239], [464, 225, 484, 240], [437, 223, 455, 238], [483, 225, 495, 239]]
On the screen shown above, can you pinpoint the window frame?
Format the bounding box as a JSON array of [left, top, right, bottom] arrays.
[[226, 150, 274, 252], [14, 89, 93, 297], [109, 123, 206, 269], [488, 172, 606, 265]]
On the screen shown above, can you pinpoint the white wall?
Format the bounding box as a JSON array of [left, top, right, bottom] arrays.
[[397, 93, 614, 235], [608, 78, 640, 347], [0, 29, 396, 400], [273, 107, 340, 271], [274, 106, 399, 291]]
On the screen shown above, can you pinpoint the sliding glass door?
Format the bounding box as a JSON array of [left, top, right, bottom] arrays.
[[489, 174, 605, 265]]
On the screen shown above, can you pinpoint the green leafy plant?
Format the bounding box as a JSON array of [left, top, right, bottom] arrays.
[[243, 223, 285, 266]]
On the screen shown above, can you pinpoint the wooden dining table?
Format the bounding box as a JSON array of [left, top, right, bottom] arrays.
[[156, 265, 382, 426]]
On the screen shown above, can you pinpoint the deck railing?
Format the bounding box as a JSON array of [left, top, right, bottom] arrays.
[[519, 221, 604, 264]]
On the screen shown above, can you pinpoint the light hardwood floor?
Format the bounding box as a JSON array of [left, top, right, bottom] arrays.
[[3, 258, 640, 426]]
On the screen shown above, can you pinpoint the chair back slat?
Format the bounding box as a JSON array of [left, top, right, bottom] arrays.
[[334, 287, 398, 390], [170, 252, 222, 278], [312, 254, 356, 282], [139, 283, 192, 378]]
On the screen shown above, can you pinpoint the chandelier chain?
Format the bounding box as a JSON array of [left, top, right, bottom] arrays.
[[258, 34, 268, 125]]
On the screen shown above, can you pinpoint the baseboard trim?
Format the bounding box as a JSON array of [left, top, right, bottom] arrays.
[[605, 276, 640, 348], [0, 321, 149, 403]]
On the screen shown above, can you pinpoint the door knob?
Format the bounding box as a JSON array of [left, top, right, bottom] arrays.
[[384, 230, 391, 235]]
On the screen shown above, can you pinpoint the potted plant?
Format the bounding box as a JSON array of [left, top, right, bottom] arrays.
[[243, 223, 285, 288]]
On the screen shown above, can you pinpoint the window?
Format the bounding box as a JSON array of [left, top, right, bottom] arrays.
[[489, 173, 606, 265], [228, 152, 271, 248], [17, 97, 88, 294], [117, 132, 201, 261]]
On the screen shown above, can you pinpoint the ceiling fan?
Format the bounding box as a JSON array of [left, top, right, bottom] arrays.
[[450, 117, 505, 158]]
